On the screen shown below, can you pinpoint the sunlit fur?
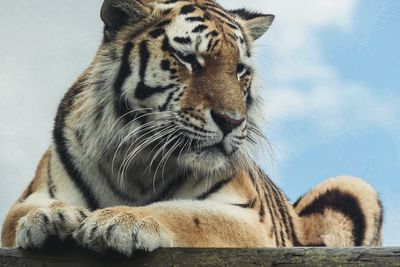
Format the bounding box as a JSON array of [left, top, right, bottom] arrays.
[[2, 0, 382, 253]]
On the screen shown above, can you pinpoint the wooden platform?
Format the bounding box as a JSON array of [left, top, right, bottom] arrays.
[[1, 247, 400, 267]]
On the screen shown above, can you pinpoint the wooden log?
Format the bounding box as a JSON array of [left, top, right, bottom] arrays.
[[1, 247, 399, 267]]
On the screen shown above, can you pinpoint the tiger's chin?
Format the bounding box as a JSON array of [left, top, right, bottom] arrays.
[[176, 144, 238, 176]]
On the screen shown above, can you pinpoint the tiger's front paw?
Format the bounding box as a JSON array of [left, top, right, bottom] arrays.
[[73, 207, 173, 256], [16, 202, 90, 249]]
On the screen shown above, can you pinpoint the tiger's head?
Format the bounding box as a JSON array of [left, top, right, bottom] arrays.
[[95, 0, 274, 176]]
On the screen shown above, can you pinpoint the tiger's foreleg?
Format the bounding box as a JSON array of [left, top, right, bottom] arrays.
[[73, 200, 270, 256], [1, 151, 90, 248], [2, 201, 90, 249]]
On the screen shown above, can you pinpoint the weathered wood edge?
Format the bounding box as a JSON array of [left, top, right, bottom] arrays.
[[1, 247, 400, 267]]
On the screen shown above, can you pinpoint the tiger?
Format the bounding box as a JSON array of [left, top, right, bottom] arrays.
[[1, 0, 383, 255]]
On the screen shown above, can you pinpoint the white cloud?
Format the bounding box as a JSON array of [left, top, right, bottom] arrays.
[[264, 84, 399, 132]]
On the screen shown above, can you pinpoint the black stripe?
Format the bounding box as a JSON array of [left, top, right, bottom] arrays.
[[232, 198, 256, 209], [298, 189, 366, 246], [250, 170, 279, 246], [25, 180, 34, 199], [264, 175, 291, 246], [113, 42, 135, 123], [164, 0, 179, 4], [264, 181, 286, 247], [226, 22, 239, 30], [279, 200, 299, 246], [206, 30, 219, 38], [149, 28, 166, 38], [89, 226, 98, 241], [206, 7, 235, 24], [210, 39, 220, 52], [180, 5, 196, 15], [135, 41, 177, 100], [287, 211, 303, 246], [228, 33, 238, 41], [173, 37, 192, 45], [258, 200, 265, 222], [376, 199, 384, 242], [259, 172, 284, 246], [162, 36, 172, 52], [47, 152, 56, 198], [156, 19, 172, 28], [136, 83, 176, 100], [53, 77, 99, 210], [186, 16, 206, 23], [161, 59, 177, 75], [263, 190, 279, 246], [246, 89, 254, 106], [79, 210, 88, 220], [249, 171, 265, 222], [377, 198, 384, 231], [203, 2, 222, 9], [161, 60, 171, 71], [58, 212, 65, 222], [293, 194, 304, 208], [197, 176, 233, 200], [192, 24, 208, 33], [160, 90, 176, 111], [43, 214, 50, 224], [246, 49, 251, 58], [272, 183, 293, 246]]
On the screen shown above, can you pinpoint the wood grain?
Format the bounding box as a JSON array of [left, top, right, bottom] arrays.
[[1, 247, 399, 267]]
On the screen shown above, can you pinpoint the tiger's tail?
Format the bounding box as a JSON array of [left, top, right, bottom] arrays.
[[293, 176, 383, 247]]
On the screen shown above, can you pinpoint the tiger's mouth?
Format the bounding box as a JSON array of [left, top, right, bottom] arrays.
[[170, 137, 238, 158], [195, 142, 227, 155]]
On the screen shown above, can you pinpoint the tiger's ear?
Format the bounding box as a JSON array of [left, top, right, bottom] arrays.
[[101, 0, 151, 41], [230, 9, 275, 41]]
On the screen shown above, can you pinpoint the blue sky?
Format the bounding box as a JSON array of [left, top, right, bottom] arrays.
[[0, 0, 398, 246], [322, 0, 400, 93], [250, 0, 400, 245], [273, 0, 400, 198]]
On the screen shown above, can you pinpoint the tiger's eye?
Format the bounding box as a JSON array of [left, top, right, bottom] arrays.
[[237, 64, 245, 73], [237, 63, 248, 79]]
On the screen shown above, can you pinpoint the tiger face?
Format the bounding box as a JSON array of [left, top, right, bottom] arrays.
[[99, 0, 274, 175]]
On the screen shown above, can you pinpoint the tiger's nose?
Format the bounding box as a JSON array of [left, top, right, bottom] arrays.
[[210, 110, 245, 135]]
